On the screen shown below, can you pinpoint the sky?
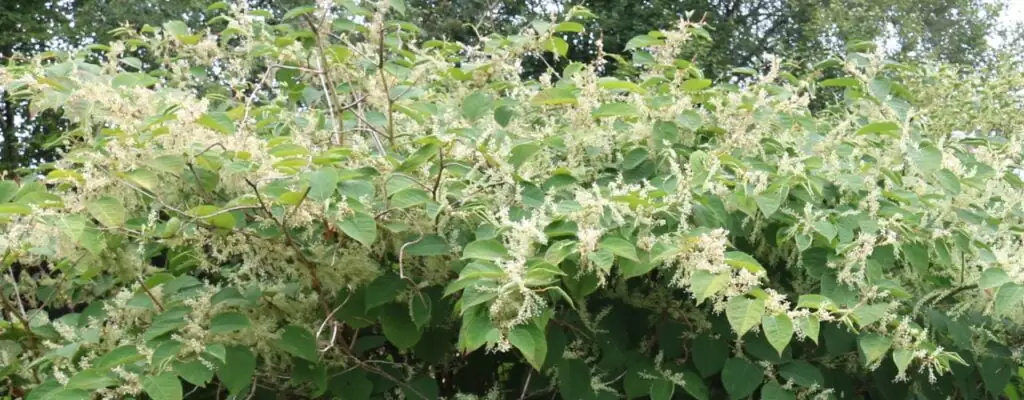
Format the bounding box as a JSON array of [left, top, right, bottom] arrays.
[[1004, 0, 1024, 22], [993, 0, 1024, 47]]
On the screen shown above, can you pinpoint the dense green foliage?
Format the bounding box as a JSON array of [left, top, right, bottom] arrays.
[[2, 1, 1024, 399], [1, 0, 1015, 174], [0, 0, 305, 175]]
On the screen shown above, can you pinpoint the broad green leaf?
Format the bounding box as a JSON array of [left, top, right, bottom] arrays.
[[0, 203, 31, 215], [458, 307, 498, 353], [726, 296, 765, 337], [903, 242, 930, 275], [398, 142, 440, 172], [690, 270, 729, 305], [525, 261, 565, 286], [462, 239, 509, 261], [494, 105, 515, 126], [40, 388, 92, 400], [196, 112, 235, 134], [403, 234, 451, 256], [190, 205, 235, 229], [681, 79, 712, 92], [761, 314, 794, 356], [856, 121, 900, 136], [218, 346, 255, 394], [913, 145, 942, 174], [725, 251, 765, 274], [142, 373, 182, 400], [692, 334, 729, 377], [277, 325, 318, 362], [508, 323, 547, 371], [761, 381, 795, 400], [618, 256, 656, 279], [980, 268, 1011, 290], [339, 212, 377, 247], [365, 274, 407, 310], [146, 155, 186, 174], [531, 86, 579, 105], [558, 358, 596, 400], [778, 361, 824, 388], [597, 236, 639, 262], [994, 282, 1024, 316], [852, 304, 887, 327], [462, 92, 493, 120], [755, 189, 784, 217], [813, 220, 837, 241], [597, 78, 645, 94], [554, 21, 585, 32], [86, 196, 126, 227], [731, 67, 758, 75], [541, 37, 569, 56], [380, 304, 422, 350], [328, 370, 373, 399], [584, 249, 613, 274], [173, 360, 213, 387], [622, 147, 649, 170], [93, 345, 143, 370], [624, 34, 664, 50], [461, 284, 499, 309], [410, 293, 432, 329], [126, 168, 160, 191], [820, 77, 859, 87], [388, 0, 407, 15], [857, 333, 892, 367], [163, 20, 189, 36], [307, 167, 339, 201], [721, 357, 764, 399], [0, 180, 17, 202], [402, 375, 439, 400], [283, 5, 316, 20], [143, 307, 188, 340], [592, 102, 639, 119], [979, 356, 1013, 395], [509, 142, 542, 168], [649, 379, 674, 400], [680, 370, 709, 400], [390, 188, 430, 209], [66, 369, 118, 390], [208, 312, 251, 334], [935, 169, 961, 195], [893, 348, 914, 377], [795, 315, 820, 344], [796, 294, 835, 311]]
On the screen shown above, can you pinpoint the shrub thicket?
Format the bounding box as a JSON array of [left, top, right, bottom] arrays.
[[2, 1, 1024, 399]]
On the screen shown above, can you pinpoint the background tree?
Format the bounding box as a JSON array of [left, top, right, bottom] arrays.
[[0, 0, 1015, 174], [409, 0, 1010, 77]]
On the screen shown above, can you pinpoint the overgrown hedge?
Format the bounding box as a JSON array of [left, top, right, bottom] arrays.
[[2, 1, 1024, 399]]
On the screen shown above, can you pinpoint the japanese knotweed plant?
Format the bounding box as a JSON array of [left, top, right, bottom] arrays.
[[1, 1, 1024, 399]]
